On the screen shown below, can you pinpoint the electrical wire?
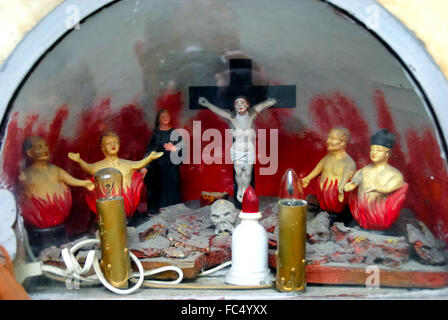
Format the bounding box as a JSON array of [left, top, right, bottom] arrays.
[[41, 247, 273, 291], [129, 261, 273, 290], [92, 249, 145, 295], [42, 266, 273, 291], [40, 238, 184, 295], [198, 261, 232, 276], [36, 236, 274, 293]]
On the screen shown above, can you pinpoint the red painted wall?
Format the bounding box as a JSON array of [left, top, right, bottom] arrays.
[[2, 89, 448, 242]]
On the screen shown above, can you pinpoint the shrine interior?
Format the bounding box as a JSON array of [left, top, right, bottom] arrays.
[[0, 0, 447, 298]]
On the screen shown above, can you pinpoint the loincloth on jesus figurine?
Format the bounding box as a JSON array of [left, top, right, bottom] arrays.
[[19, 187, 72, 229], [230, 128, 256, 167], [85, 170, 146, 218], [348, 183, 409, 230]]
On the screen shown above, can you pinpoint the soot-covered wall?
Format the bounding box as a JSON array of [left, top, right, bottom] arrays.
[[1, 0, 447, 240]]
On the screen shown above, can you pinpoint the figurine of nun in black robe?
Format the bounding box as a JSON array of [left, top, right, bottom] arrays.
[[144, 109, 182, 213]]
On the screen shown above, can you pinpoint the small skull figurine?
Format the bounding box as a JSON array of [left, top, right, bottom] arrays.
[[210, 199, 239, 234]]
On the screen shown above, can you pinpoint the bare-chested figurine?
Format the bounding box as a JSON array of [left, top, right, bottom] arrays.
[[19, 136, 94, 229], [301, 127, 356, 213], [198, 96, 277, 203], [68, 131, 163, 217], [344, 129, 408, 230]]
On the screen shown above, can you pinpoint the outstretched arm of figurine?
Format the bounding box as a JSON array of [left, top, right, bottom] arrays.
[[253, 98, 277, 114], [68, 152, 97, 175], [59, 168, 95, 191], [132, 151, 164, 170], [365, 173, 404, 194], [198, 97, 232, 120], [343, 170, 362, 192], [338, 161, 356, 201], [301, 159, 324, 188]]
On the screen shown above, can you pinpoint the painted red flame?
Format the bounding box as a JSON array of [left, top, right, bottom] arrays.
[[156, 92, 183, 128], [19, 188, 72, 229], [85, 170, 146, 218], [2, 89, 448, 242], [349, 183, 409, 230], [309, 92, 372, 168], [317, 178, 348, 213], [405, 128, 448, 241]]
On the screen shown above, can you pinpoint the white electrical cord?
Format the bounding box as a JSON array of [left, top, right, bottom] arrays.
[[39, 241, 273, 291], [92, 246, 145, 295], [198, 261, 232, 276], [40, 238, 184, 295]]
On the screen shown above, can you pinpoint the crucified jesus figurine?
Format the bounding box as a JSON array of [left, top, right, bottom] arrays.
[[198, 96, 277, 203]]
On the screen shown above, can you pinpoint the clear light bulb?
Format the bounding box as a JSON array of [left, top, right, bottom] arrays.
[[94, 168, 123, 200], [278, 168, 304, 205]]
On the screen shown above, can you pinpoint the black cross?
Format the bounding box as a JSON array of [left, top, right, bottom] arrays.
[[189, 59, 296, 109], [189, 59, 296, 208]]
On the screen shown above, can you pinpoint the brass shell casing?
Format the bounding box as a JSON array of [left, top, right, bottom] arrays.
[[275, 199, 307, 292], [97, 197, 131, 288]]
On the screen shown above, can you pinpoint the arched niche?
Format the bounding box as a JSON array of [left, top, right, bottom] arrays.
[[0, 0, 447, 245]]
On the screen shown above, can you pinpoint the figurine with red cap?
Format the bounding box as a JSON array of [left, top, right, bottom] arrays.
[[225, 186, 272, 285]]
